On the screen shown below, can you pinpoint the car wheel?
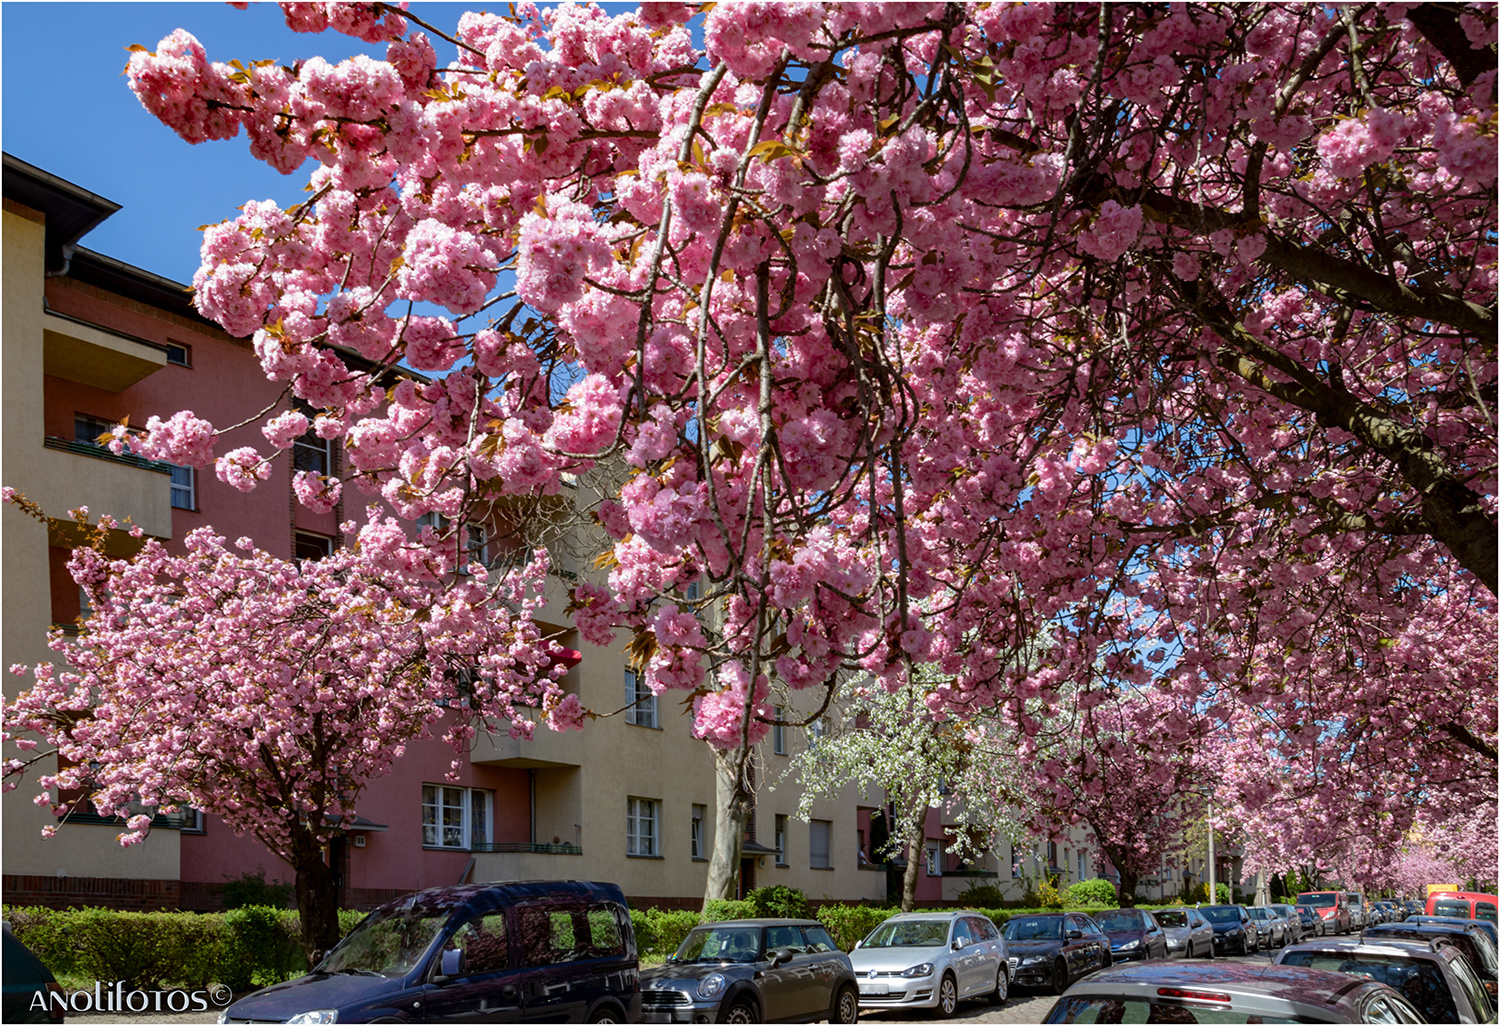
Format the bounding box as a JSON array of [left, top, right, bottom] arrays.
[[1205, 939, 1215, 959], [831, 984, 859, 1024], [936, 974, 959, 1018], [1050, 958, 1070, 996], [589, 1005, 625, 1023], [1101, 948, 1112, 969], [723, 998, 759, 1024], [988, 965, 1008, 1006]]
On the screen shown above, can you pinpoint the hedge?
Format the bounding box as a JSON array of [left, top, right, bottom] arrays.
[[2, 906, 366, 992]]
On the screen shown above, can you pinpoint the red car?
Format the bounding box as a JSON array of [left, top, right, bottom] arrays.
[[1296, 891, 1352, 935]]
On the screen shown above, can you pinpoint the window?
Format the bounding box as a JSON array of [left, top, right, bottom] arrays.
[[164, 342, 190, 367], [772, 707, 786, 754], [1010, 843, 1023, 879], [925, 841, 941, 877], [692, 804, 706, 860], [809, 819, 831, 869], [624, 669, 657, 728], [807, 717, 827, 750], [1078, 851, 1086, 878], [169, 464, 195, 510], [449, 911, 509, 975], [295, 532, 334, 561], [775, 815, 788, 866], [75, 413, 121, 446], [519, 902, 627, 966], [627, 797, 659, 857], [292, 400, 333, 476], [421, 785, 492, 849], [1048, 840, 1059, 868]]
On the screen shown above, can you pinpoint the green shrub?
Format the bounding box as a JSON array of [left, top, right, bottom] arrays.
[[954, 883, 1006, 907], [701, 899, 755, 923], [67, 908, 176, 991], [222, 906, 302, 988], [816, 904, 897, 950], [1064, 879, 1118, 907], [4, 907, 75, 977], [221, 869, 293, 910], [1037, 878, 1063, 909], [637, 909, 701, 958], [747, 885, 807, 919]]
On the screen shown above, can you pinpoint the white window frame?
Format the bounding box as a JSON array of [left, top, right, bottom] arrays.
[[169, 464, 195, 510], [810, 819, 831, 869], [691, 804, 706, 860], [925, 841, 941, 877], [627, 797, 659, 857], [624, 669, 658, 728], [422, 784, 493, 850], [295, 531, 334, 561], [772, 706, 786, 754], [775, 814, 788, 866]]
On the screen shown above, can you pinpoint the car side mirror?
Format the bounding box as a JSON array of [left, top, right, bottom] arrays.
[[1067, 930, 1083, 940], [951, 939, 963, 951], [852, 940, 861, 950], [770, 947, 795, 968], [439, 947, 464, 979]]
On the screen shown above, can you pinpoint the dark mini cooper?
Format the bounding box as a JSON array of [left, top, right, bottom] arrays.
[[640, 919, 857, 1023], [218, 880, 638, 1024]]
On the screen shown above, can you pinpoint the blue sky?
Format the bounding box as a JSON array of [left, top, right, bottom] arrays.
[[1, 2, 479, 283]]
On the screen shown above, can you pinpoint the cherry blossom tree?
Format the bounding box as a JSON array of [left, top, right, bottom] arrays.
[[114, 1, 1496, 902], [1, 495, 571, 960]]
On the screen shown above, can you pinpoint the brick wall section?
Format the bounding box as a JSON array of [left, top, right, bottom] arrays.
[[4, 874, 180, 911]]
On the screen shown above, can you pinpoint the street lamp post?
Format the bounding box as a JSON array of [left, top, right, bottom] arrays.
[[1207, 798, 1215, 903]]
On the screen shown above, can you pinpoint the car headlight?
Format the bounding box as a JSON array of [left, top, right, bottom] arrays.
[[900, 963, 934, 978], [1118, 940, 1139, 951], [698, 974, 728, 1000], [286, 1012, 338, 1025], [1020, 955, 1047, 967]]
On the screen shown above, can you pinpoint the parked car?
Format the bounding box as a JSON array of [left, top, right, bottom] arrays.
[[1038, 961, 1427, 1023], [642, 919, 857, 1024], [2, 922, 64, 1024], [1001, 912, 1111, 995], [1406, 899, 1428, 918], [1409, 916, 1500, 950], [1366, 922, 1500, 1006], [1271, 903, 1305, 944], [848, 910, 1007, 1017], [1276, 935, 1494, 1024], [1093, 908, 1168, 964], [1151, 907, 1215, 959], [1348, 892, 1371, 930], [1429, 892, 1500, 926], [1374, 901, 1404, 924], [1298, 905, 1327, 937], [1247, 906, 1287, 950], [217, 880, 639, 1025], [1298, 890, 1353, 935], [1199, 904, 1259, 956]]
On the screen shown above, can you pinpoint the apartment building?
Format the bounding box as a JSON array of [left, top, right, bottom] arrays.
[[1, 154, 891, 912]]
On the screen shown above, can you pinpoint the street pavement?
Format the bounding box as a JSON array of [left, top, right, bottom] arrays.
[[70, 951, 1282, 1024]]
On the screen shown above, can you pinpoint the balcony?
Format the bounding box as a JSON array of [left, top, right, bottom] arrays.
[[470, 723, 585, 769], [37, 437, 173, 544], [471, 841, 581, 855], [42, 311, 166, 392]]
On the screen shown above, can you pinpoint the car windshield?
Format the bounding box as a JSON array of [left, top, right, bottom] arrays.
[[1153, 910, 1188, 928], [1277, 952, 1458, 1022], [1248, 908, 1272, 920], [1200, 907, 1240, 923], [1046, 996, 1305, 1024], [1094, 913, 1141, 932], [1298, 893, 1335, 907], [318, 901, 452, 977], [1003, 917, 1062, 941], [862, 920, 950, 948], [672, 926, 762, 964]]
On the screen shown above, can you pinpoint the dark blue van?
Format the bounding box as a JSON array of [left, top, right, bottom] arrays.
[[219, 880, 639, 1023]]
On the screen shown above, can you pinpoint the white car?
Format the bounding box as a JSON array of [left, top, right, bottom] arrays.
[[849, 911, 1009, 1017]]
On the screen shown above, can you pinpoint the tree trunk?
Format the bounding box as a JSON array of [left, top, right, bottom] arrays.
[[899, 813, 925, 912], [1117, 866, 1140, 908], [703, 745, 754, 907], [289, 837, 341, 967]]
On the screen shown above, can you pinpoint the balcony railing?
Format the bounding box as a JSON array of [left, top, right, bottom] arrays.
[[59, 809, 198, 830], [44, 436, 174, 475], [470, 841, 582, 855]]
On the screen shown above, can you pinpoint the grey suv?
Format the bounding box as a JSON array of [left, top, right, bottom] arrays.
[[641, 919, 857, 1023]]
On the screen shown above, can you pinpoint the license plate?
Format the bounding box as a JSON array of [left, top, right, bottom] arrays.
[[859, 983, 889, 996]]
